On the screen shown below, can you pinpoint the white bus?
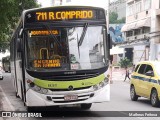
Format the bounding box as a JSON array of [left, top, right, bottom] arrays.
[[2, 56, 11, 72], [10, 6, 111, 111]]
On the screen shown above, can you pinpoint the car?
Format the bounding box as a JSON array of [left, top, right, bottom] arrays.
[[0, 70, 3, 80], [130, 61, 160, 107]]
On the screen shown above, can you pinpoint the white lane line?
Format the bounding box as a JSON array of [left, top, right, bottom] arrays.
[[0, 86, 20, 120], [0, 86, 15, 111]]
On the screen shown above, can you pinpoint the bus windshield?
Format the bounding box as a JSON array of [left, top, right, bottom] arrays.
[[26, 26, 107, 71]]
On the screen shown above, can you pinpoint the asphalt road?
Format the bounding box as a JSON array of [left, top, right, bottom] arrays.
[[0, 72, 160, 120]]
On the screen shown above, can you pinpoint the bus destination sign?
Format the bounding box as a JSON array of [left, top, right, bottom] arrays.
[[34, 59, 61, 68], [35, 10, 94, 21], [30, 30, 59, 36], [25, 8, 105, 23]]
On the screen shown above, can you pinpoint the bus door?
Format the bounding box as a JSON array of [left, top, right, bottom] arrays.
[[15, 37, 24, 101]]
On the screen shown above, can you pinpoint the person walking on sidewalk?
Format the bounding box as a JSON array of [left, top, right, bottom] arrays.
[[124, 66, 130, 82]]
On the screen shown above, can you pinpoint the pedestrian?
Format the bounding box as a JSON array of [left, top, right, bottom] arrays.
[[132, 64, 136, 72], [124, 66, 130, 82]]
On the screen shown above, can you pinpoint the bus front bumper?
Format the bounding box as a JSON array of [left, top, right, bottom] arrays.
[[26, 84, 110, 107]]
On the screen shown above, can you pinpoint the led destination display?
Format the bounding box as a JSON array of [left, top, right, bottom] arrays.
[[25, 7, 105, 23]]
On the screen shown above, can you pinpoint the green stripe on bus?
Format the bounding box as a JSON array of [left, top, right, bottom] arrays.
[[34, 74, 105, 89]]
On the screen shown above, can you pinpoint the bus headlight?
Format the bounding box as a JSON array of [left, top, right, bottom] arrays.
[[104, 77, 109, 84], [99, 82, 104, 88], [41, 88, 48, 94], [92, 76, 109, 91], [28, 81, 49, 94], [34, 86, 41, 91], [93, 85, 98, 91]]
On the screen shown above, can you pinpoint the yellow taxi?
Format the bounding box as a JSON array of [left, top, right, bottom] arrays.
[[130, 61, 160, 107]]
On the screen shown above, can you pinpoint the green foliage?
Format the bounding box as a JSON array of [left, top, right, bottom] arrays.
[[0, 0, 40, 52], [109, 12, 126, 24], [118, 57, 132, 68]]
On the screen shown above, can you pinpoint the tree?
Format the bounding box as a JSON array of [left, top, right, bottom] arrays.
[[109, 11, 126, 24], [118, 57, 132, 68], [0, 0, 40, 52], [109, 12, 118, 24]]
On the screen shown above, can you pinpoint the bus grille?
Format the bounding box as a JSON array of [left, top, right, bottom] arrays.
[[41, 73, 99, 81], [49, 86, 91, 91], [54, 99, 87, 103], [47, 93, 94, 103]]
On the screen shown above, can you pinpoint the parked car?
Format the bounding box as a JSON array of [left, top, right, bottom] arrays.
[[130, 61, 160, 107], [0, 70, 3, 80]]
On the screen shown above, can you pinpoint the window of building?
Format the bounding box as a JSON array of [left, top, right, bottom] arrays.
[[127, 4, 134, 16], [138, 64, 146, 74], [142, 27, 150, 34], [126, 31, 133, 37], [144, 0, 151, 10], [134, 29, 141, 35], [135, 1, 141, 13]]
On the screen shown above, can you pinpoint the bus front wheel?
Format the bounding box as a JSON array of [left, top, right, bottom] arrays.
[[81, 103, 92, 110]]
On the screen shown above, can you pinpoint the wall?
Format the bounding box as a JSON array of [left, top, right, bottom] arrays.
[[109, 24, 125, 43], [133, 45, 146, 64]]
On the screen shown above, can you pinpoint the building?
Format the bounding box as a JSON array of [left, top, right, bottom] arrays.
[[109, 0, 127, 65], [52, 0, 62, 5], [53, 0, 108, 9], [109, 0, 126, 20], [121, 0, 160, 64]]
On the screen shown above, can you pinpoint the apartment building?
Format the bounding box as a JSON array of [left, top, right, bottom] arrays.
[[121, 0, 160, 64], [109, 0, 126, 20]]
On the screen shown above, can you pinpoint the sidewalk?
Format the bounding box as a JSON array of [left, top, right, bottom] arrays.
[[110, 67, 131, 83]]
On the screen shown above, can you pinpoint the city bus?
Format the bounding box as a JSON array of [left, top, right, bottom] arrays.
[[2, 56, 11, 73], [10, 6, 111, 111]]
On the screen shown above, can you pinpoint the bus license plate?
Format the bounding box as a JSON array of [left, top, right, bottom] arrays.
[[64, 95, 78, 101]]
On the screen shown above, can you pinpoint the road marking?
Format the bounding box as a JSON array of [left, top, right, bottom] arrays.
[[0, 86, 15, 111], [0, 86, 20, 120]]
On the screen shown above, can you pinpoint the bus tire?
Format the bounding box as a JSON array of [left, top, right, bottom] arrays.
[[81, 103, 92, 110], [130, 85, 138, 101], [150, 89, 160, 107]]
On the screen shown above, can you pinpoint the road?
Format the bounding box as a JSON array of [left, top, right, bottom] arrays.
[[0, 72, 160, 120]]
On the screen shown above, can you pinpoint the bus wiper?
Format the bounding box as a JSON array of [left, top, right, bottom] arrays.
[[78, 23, 89, 46]]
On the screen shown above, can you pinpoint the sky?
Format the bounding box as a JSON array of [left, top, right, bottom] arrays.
[[37, 0, 115, 9], [37, 0, 52, 7]]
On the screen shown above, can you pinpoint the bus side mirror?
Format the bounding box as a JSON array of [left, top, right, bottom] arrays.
[[18, 28, 23, 38], [17, 38, 22, 52], [107, 34, 112, 49]]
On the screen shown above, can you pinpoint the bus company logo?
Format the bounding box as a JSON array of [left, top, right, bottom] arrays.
[[68, 85, 74, 91]]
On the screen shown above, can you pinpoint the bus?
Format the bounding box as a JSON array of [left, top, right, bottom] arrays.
[[10, 6, 111, 111], [2, 56, 11, 73]]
